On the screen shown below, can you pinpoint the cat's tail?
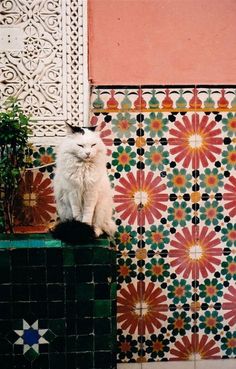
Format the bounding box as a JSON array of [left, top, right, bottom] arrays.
[[51, 219, 97, 245]]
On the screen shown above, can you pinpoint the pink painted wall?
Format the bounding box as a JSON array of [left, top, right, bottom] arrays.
[[88, 0, 236, 85]]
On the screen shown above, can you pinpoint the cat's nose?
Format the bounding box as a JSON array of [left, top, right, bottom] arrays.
[[85, 152, 90, 157]]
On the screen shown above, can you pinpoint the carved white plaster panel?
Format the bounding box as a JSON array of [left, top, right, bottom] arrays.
[[0, 0, 88, 141]]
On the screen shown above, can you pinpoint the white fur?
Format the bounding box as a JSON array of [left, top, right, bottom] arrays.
[[54, 126, 116, 237]]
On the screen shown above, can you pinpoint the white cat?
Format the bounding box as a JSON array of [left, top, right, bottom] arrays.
[[54, 124, 116, 237]]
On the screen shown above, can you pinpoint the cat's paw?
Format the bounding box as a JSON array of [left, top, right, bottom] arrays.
[[94, 226, 103, 237]]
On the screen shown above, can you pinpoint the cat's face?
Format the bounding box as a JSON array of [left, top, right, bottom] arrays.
[[64, 124, 104, 161]]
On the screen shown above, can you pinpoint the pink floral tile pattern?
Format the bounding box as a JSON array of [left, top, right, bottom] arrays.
[[90, 85, 236, 364]]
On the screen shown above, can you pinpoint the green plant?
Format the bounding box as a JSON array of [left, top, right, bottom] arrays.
[[0, 97, 31, 233]]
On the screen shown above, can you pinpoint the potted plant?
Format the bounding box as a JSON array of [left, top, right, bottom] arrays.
[[0, 97, 31, 233]]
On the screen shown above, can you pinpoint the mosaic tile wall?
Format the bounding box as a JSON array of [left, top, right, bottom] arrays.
[[3, 85, 236, 365], [89, 86, 236, 364], [0, 237, 116, 369]]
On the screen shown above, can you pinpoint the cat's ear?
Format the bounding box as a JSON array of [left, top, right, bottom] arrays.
[[66, 123, 85, 135], [87, 126, 97, 132]]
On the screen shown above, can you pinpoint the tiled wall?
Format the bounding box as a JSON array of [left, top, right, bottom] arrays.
[[90, 86, 236, 364], [3, 85, 236, 366], [0, 236, 116, 369]]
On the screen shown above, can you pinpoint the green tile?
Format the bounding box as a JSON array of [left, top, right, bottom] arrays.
[[76, 352, 93, 368], [77, 334, 93, 351], [44, 239, 61, 247], [95, 334, 112, 350], [94, 318, 111, 334], [48, 319, 65, 335], [0, 250, 10, 266], [93, 248, 111, 264], [24, 347, 39, 361], [76, 283, 94, 300], [110, 283, 116, 299], [94, 300, 111, 318], [63, 248, 75, 266], [43, 329, 56, 343], [0, 240, 11, 248], [74, 248, 93, 265]]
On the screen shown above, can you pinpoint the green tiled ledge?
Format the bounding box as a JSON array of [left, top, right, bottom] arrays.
[[0, 233, 111, 248]]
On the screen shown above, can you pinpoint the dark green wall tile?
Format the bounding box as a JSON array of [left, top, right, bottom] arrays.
[[77, 318, 93, 334], [94, 318, 111, 334], [77, 334, 93, 351], [76, 283, 94, 300], [93, 248, 111, 264], [95, 334, 112, 350], [12, 285, 29, 301], [0, 250, 10, 266], [77, 301, 93, 318], [48, 319, 65, 335], [11, 249, 28, 266], [94, 300, 111, 318], [110, 283, 116, 299], [94, 351, 112, 368], [95, 284, 110, 299], [28, 249, 46, 266], [74, 248, 93, 265], [66, 335, 77, 352], [76, 352, 93, 368], [94, 266, 113, 283], [76, 266, 93, 282], [63, 248, 75, 266], [0, 285, 11, 302], [30, 285, 47, 301]]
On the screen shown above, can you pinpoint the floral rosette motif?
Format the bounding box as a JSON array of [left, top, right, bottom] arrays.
[[199, 311, 223, 334], [112, 146, 136, 172], [112, 112, 136, 138], [117, 258, 137, 284], [117, 332, 138, 362], [199, 278, 223, 303], [223, 176, 236, 217], [199, 168, 223, 193], [170, 334, 220, 360], [167, 202, 191, 227], [169, 113, 222, 169], [14, 171, 56, 226], [167, 311, 191, 336], [222, 145, 236, 170], [167, 279, 192, 305], [145, 224, 170, 250], [33, 146, 56, 174], [144, 112, 168, 137], [199, 200, 224, 226], [221, 256, 236, 280], [222, 112, 236, 136], [116, 225, 138, 251], [222, 286, 236, 327], [114, 171, 168, 226], [117, 281, 168, 335], [167, 168, 192, 193], [145, 334, 169, 360], [169, 226, 222, 279], [144, 146, 169, 171], [145, 258, 170, 282], [221, 223, 236, 247], [221, 332, 236, 356]]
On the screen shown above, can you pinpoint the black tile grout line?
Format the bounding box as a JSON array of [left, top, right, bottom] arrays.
[[91, 84, 236, 89]]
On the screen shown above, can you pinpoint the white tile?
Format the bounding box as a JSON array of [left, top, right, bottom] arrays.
[[142, 361, 195, 369], [118, 361, 195, 369], [117, 364, 141, 369], [196, 359, 236, 369]]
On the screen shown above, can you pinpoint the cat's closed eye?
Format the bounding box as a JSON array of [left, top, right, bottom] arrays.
[[91, 144, 96, 147], [77, 144, 84, 148]]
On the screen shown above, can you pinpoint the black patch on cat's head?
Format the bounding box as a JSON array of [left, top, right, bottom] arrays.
[[66, 123, 85, 135], [85, 126, 97, 132]]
